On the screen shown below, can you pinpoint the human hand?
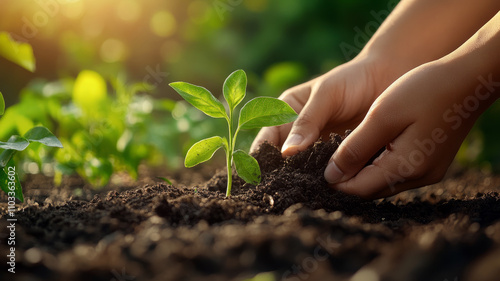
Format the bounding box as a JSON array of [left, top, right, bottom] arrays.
[[325, 60, 498, 199], [251, 54, 391, 156]]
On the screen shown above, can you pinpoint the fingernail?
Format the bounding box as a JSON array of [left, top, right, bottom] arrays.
[[324, 160, 344, 184], [281, 134, 304, 153]]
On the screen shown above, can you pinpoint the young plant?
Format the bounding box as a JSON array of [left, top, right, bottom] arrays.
[[170, 70, 298, 197], [0, 125, 63, 202], [0, 32, 63, 202]]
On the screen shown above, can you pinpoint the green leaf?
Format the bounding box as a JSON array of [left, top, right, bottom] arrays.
[[0, 149, 16, 168], [169, 82, 227, 119], [24, 126, 63, 148], [157, 177, 173, 185], [223, 69, 247, 112], [233, 150, 261, 185], [73, 70, 107, 112], [0, 168, 9, 196], [0, 92, 4, 115], [0, 162, 24, 202], [238, 97, 298, 130], [0, 32, 36, 72], [0, 135, 29, 151], [185, 136, 224, 168]]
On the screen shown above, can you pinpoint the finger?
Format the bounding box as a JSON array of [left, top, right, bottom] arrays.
[[324, 103, 410, 184], [250, 125, 287, 153], [331, 158, 432, 200], [281, 83, 338, 156], [331, 128, 448, 200]]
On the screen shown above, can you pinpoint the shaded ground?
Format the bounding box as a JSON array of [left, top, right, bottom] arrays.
[[1, 133, 500, 281]]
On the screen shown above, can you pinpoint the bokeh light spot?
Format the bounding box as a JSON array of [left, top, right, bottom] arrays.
[[82, 16, 104, 38], [61, 0, 85, 20], [100, 38, 127, 63], [150, 11, 177, 38], [117, 0, 141, 22]]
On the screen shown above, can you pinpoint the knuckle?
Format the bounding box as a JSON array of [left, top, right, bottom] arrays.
[[311, 80, 332, 97], [280, 84, 308, 101], [280, 89, 295, 100], [336, 142, 364, 169], [294, 112, 315, 128], [279, 89, 305, 112], [364, 106, 389, 128]]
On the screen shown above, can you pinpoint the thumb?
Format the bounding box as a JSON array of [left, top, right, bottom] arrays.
[[281, 88, 333, 157], [324, 113, 401, 184]]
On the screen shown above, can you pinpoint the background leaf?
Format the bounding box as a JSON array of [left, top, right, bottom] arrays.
[[0, 149, 16, 168], [0, 162, 24, 202], [24, 126, 63, 148], [157, 177, 173, 185], [233, 150, 261, 185], [185, 136, 224, 168], [223, 69, 247, 112], [73, 70, 107, 112], [238, 97, 298, 130], [0, 135, 29, 151], [0, 32, 35, 72], [170, 82, 227, 119], [0, 92, 4, 115]]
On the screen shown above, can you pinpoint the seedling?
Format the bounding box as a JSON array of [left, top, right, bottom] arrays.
[[170, 70, 298, 197], [0, 32, 62, 202]]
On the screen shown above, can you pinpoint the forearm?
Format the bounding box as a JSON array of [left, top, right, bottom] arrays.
[[361, 0, 500, 89], [439, 10, 500, 104]]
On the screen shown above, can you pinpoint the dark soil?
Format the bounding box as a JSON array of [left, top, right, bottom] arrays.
[[1, 133, 500, 281]]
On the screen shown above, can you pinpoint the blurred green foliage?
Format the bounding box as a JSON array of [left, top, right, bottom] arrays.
[[0, 70, 226, 186], [0, 32, 36, 72], [0, 0, 498, 187], [0, 0, 398, 102]]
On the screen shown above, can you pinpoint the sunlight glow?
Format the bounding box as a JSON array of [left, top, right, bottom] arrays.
[[150, 11, 177, 38], [100, 38, 128, 63], [61, 0, 85, 19], [116, 0, 142, 22]]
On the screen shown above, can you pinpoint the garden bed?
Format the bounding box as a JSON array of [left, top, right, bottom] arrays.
[[1, 134, 500, 281]]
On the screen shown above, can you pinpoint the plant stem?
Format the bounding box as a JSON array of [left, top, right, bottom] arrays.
[[226, 144, 232, 197], [225, 112, 234, 197]]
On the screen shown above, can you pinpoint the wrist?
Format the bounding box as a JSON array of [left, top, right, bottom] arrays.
[[435, 17, 500, 105], [425, 52, 499, 126], [353, 48, 403, 96]]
